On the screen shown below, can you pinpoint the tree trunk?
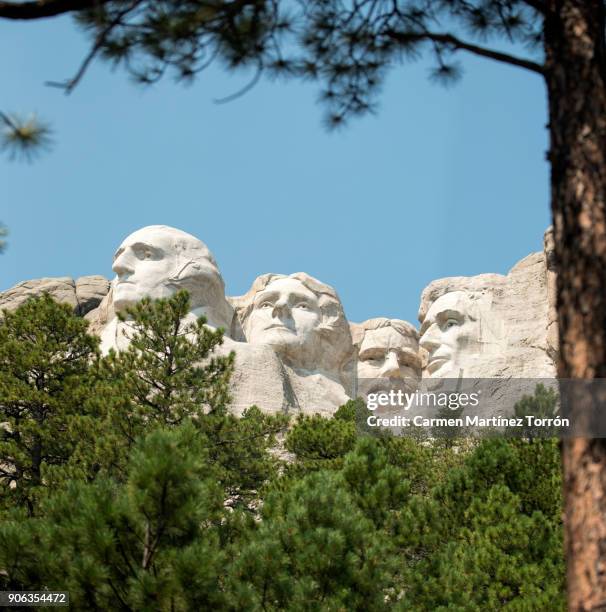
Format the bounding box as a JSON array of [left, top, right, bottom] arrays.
[[544, 2, 606, 610]]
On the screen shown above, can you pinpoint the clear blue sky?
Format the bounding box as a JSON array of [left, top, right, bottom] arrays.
[[0, 14, 550, 325]]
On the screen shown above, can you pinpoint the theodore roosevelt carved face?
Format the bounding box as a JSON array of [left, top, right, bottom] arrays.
[[358, 321, 419, 376], [353, 318, 421, 396]]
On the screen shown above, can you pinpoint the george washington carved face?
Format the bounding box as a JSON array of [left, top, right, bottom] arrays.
[[112, 225, 222, 313]]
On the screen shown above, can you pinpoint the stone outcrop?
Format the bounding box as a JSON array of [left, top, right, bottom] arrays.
[[544, 226, 559, 363], [0, 275, 110, 316], [231, 272, 356, 416], [75, 276, 112, 315], [417, 243, 556, 379], [1, 225, 558, 418]]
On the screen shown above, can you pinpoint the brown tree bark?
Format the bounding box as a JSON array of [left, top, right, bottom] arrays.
[[544, 2, 606, 610], [0, 0, 111, 20]]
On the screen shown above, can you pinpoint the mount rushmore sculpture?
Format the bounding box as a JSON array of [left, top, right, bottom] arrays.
[[0, 224, 558, 416]]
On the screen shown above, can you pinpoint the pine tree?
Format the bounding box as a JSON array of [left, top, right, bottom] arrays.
[[283, 398, 468, 495], [399, 437, 565, 610], [65, 290, 287, 505], [75, 290, 223, 471], [0, 367, 566, 608], [22, 424, 228, 610], [105, 290, 234, 430], [0, 295, 99, 516], [512, 382, 559, 438], [0, 291, 287, 604], [233, 464, 394, 611], [1, 4, 605, 600], [283, 400, 359, 475]]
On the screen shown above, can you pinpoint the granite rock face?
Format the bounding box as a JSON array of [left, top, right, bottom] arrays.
[[96, 225, 236, 354], [414, 237, 557, 418], [1, 225, 559, 418], [75, 276, 112, 315], [231, 271, 356, 416], [89, 227, 355, 418], [543, 226, 559, 365], [417, 248, 556, 379], [0, 275, 110, 316]]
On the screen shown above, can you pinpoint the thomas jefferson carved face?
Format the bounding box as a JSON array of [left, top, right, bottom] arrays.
[[112, 225, 221, 313], [245, 277, 322, 360], [236, 272, 354, 379], [419, 291, 481, 378]]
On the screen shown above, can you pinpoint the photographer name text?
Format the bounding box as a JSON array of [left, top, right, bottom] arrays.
[[366, 414, 569, 428]]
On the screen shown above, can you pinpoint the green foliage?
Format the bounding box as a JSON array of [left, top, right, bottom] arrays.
[[74, 1, 284, 85], [234, 464, 394, 611], [0, 295, 99, 515], [106, 290, 234, 428], [284, 399, 471, 495], [0, 510, 47, 591], [512, 383, 560, 437], [284, 401, 359, 473], [515, 384, 559, 420], [198, 404, 288, 511], [96, 291, 285, 504], [0, 111, 53, 162], [70, 1, 543, 126], [278, 401, 563, 610], [399, 436, 565, 610], [68, 290, 231, 482], [19, 424, 227, 610], [0, 296, 564, 607], [340, 436, 410, 532]]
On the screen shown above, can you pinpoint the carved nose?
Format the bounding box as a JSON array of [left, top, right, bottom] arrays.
[[271, 299, 290, 318], [113, 252, 134, 277], [379, 351, 401, 378], [420, 331, 441, 357]]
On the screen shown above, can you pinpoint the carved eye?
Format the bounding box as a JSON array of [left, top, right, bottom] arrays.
[[134, 247, 150, 260], [362, 350, 385, 363], [445, 318, 459, 329], [259, 302, 273, 309], [296, 302, 309, 310]]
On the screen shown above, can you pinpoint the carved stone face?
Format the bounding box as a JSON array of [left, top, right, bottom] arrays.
[[245, 277, 322, 360], [419, 291, 481, 378], [112, 225, 219, 313], [358, 327, 419, 382]]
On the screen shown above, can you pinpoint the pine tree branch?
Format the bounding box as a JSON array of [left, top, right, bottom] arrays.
[[46, 0, 143, 93], [0, 0, 112, 20], [521, 0, 548, 14], [387, 30, 545, 76]]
